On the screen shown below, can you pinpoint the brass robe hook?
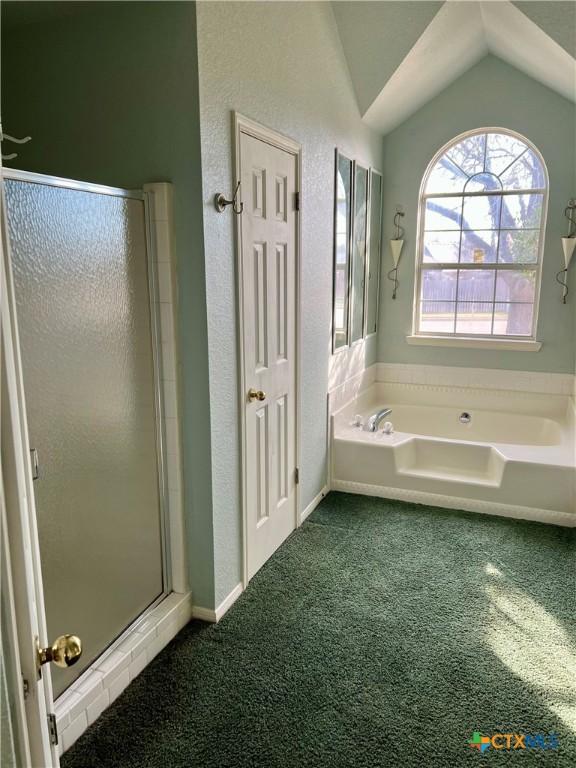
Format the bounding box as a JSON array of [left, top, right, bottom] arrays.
[[214, 181, 244, 214]]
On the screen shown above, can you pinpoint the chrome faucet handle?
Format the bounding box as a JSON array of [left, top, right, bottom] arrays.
[[365, 415, 377, 432]]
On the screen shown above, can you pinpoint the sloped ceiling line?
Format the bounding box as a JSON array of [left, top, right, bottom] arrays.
[[333, 0, 576, 135]]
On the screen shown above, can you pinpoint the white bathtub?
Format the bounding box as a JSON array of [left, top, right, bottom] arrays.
[[331, 383, 576, 525]]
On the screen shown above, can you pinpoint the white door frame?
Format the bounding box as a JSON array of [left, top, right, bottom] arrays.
[[233, 112, 302, 587], [1, 171, 58, 766]]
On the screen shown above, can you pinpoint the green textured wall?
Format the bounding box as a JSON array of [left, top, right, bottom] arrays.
[[332, 1, 443, 115], [1, 1, 216, 606], [512, 1, 576, 56], [379, 55, 576, 373], [196, 0, 384, 603]]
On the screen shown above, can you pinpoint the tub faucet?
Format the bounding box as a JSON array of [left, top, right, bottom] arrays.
[[364, 408, 393, 432]]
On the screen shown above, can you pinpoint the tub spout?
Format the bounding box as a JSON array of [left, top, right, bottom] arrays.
[[365, 408, 393, 432]]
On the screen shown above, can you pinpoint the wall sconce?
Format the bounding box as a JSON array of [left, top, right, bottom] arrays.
[[558, 198, 576, 303], [388, 207, 405, 299]]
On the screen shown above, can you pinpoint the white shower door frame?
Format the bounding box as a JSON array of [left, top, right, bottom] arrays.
[[4, 168, 173, 600], [1, 170, 186, 764]]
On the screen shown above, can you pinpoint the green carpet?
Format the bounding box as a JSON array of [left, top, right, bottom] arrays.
[[63, 492, 576, 767]]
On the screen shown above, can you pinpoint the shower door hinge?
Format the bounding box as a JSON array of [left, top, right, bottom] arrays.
[[295, 467, 300, 485], [30, 448, 40, 480], [47, 713, 58, 746], [294, 192, 300, 212], [22, 677, 30, 700]]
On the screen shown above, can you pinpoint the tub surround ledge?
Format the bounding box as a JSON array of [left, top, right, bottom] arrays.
[[330, 370, 575, 525], [328, 363, 575, 417]]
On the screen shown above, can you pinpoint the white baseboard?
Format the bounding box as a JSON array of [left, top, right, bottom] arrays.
[[193, 488, 330, 626], [331, 480, 576, 528], [300, 485, 329, 523], [192, 581, 243, 624], [191, 605, 217, 622]]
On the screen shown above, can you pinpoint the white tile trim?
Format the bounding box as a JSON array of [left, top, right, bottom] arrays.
[[328, 362, 575, 404], [331, 480, 576, 528], [56, 592, 193, 755], [327, 365, 376, 415], [192, 582, 244, 624], [374, 362, 575, 396], [300, 485, 328, 523]]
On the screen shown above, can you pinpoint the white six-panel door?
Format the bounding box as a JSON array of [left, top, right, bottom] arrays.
[[238, 125, 299, 580]]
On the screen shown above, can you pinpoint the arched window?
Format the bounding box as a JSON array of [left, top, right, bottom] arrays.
[[414, 129, 548, 340]]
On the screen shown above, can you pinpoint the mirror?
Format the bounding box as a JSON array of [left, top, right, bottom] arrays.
[[366, 169, 383, 335], [350, 163, 368, 343], [332, 151, 352, 351], [332, 152, 383, 351]]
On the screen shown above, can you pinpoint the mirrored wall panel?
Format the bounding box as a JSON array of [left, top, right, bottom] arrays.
[[332, 153, 382, 351], [333, 151, 352, 350], [366, 170, 383, 335], [350, 163, 368, 343]]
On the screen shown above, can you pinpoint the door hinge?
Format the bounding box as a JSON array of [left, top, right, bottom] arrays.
[[22, 677, 30, 700], [30, 448, 40, 480], [295, 467, 300, 485], [47, 713, 58, 746], [294, 191, 300, 212]]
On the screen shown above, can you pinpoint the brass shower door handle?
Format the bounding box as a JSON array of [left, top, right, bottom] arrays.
[[37, 634, 82, 669], [248, 388, 266, 402]]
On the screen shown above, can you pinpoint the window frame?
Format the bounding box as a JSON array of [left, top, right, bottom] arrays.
[[412, 127, 549, 344]]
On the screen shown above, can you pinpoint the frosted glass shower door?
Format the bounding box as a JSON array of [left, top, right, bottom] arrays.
[[5, 175, 165, 697]]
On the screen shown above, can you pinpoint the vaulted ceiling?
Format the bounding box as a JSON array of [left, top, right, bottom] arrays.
[[332, 0, 576, 135]]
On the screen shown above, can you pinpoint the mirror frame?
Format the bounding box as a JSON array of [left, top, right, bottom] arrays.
[[350, 161, 369, 346], [332, 149, 353, 353], [364, 168, 383, 338], [332, 149, 383, 353]]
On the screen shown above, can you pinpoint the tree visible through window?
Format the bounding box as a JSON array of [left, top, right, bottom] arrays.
[[415, 129, 547, 339]]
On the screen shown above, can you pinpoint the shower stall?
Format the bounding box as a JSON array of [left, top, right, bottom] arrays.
[[4, 170, 170, 699]]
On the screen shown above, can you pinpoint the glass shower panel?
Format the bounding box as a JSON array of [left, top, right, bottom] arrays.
[[5, 179, 164, 696]]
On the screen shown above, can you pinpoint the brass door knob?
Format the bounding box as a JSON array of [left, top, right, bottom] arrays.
[[37, 634, 82, 669], [248, 388, 266, 402]]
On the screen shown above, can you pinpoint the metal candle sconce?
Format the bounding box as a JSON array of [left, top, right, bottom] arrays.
[[388, 208, 405, 299], [214, 181, 244, 214], [557, 199, 576, 303]]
